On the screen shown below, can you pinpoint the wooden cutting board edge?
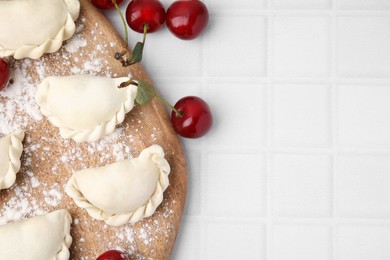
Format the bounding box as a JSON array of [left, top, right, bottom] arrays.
[[75, 0, 188, 258]]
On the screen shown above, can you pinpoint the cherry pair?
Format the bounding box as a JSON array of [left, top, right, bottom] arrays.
[[93, 0, 209, 40]]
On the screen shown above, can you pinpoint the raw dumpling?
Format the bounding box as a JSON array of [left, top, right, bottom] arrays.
[[66, 145, 170, 226], [0, 129, 24, 190], [0, 209, 72, 260], [0, 0, 80, 59], [36, 74, 137, 142]]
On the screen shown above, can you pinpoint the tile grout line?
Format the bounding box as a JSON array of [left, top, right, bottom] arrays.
[[153, 76, 390, 82], [265, 5, 274, 260], [200, 145, 390, 154], [199, 32, 208, 260], [199, 150, 207, 260], [210, 9, 390, 17], [330, 0, 338, 259], [199, 215, 390, 223]]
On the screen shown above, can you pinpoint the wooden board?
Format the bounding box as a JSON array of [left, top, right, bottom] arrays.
[[0, 0, 187, 259]]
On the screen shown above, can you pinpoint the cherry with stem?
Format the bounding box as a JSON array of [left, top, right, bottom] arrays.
[[109, 0, 213, 138], [111, 0, 182, 116], [113, 0, 164, 67]]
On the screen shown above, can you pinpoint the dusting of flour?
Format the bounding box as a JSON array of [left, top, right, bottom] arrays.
[[0, 15, 172, 260], [0, 64, 43, 134]]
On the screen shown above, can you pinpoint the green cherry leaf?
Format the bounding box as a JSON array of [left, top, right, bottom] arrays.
[[127, 41, 144, 64], [135, 79, 156, 105]]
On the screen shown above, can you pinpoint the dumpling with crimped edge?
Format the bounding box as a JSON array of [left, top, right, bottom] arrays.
[[0, 129, 24, 190], [66, 145, 170, 226], [36, 74, 138, 142], [0, 0, 80, 59], [0, 209, 72, 260]]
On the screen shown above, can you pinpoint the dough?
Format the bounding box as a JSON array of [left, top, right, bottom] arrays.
[[66, 145, 170, 226], [0, 0, 80, 59], [0, 129, 24, 190], [36, 74, 137, 142], [0, 209, 72, 260]]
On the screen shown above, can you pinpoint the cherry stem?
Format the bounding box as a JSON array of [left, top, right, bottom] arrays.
[[143, 23, 148, 44], [118, 79, 137, 88], [155, 95, 184, 118], [111, 0, 128, 47], [123, 23, 149, 66]]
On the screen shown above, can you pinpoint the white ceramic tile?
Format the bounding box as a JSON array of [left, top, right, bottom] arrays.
[[156, 80, 201, 103], [337, 17, 390, 77], [145, 31, 202, 78], [338, 0, 390, 9], [171, 218, 201, 260], [338, 85, 390, 147], [272, 0, 330, 9], [184, 152, 201, 216], [207, 83, 266, 147], [337, 154, 390, 218], [272, 83, 330, 147], [205, 153, 266, 217], [273, 17, 330, 77], [272, 154, 332, 217], [206, 15, 267, 77], [209, 0, 266, 10], [337, 225, 390, 260], [272, 224, 331, 260], [205, 221, 265, 260]]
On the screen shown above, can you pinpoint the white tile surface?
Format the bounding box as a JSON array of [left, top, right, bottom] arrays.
[[207, 82, 266, 147], [171, 218, 201, 260], [337, 225, 390, 260], [272, 83, 331, 147], [145, 31, 202, 78], [183, 152, 202, 216], [206, 15, 267, 77], [338, 84, 390, 147], [272, 0, 330, 9], [104, 2, 390, 259], [271, 224, 331, 260], [205, 153, 266, 217], [337, 17, 390, 77], [272, 154, 332, 217], [156, 79, 202, 101], [336, 154, 390, 218], [205, 221, 265, 259], [273, 17, 330, 77], [338, 0, 390, 9], [209, 0, 266, 10]]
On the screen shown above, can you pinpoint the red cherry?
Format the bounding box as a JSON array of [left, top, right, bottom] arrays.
[[0, 59, 10, 92], [91, 0, 123, 9], [126, 0, 165, 33], [171, 96, 212, 138], [96, 250, 129, 260], [166, 0, 209, 40]]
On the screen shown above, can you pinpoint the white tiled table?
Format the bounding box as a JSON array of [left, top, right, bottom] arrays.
[[104, 0, 390, 259]]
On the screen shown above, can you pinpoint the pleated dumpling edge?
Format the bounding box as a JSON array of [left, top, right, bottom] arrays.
[[66, 145, 170, 226], [0, 129, 24, 190], [0, 0, 80, 59], [36, 74, 138, 142], [0, 209, 72, 260]]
